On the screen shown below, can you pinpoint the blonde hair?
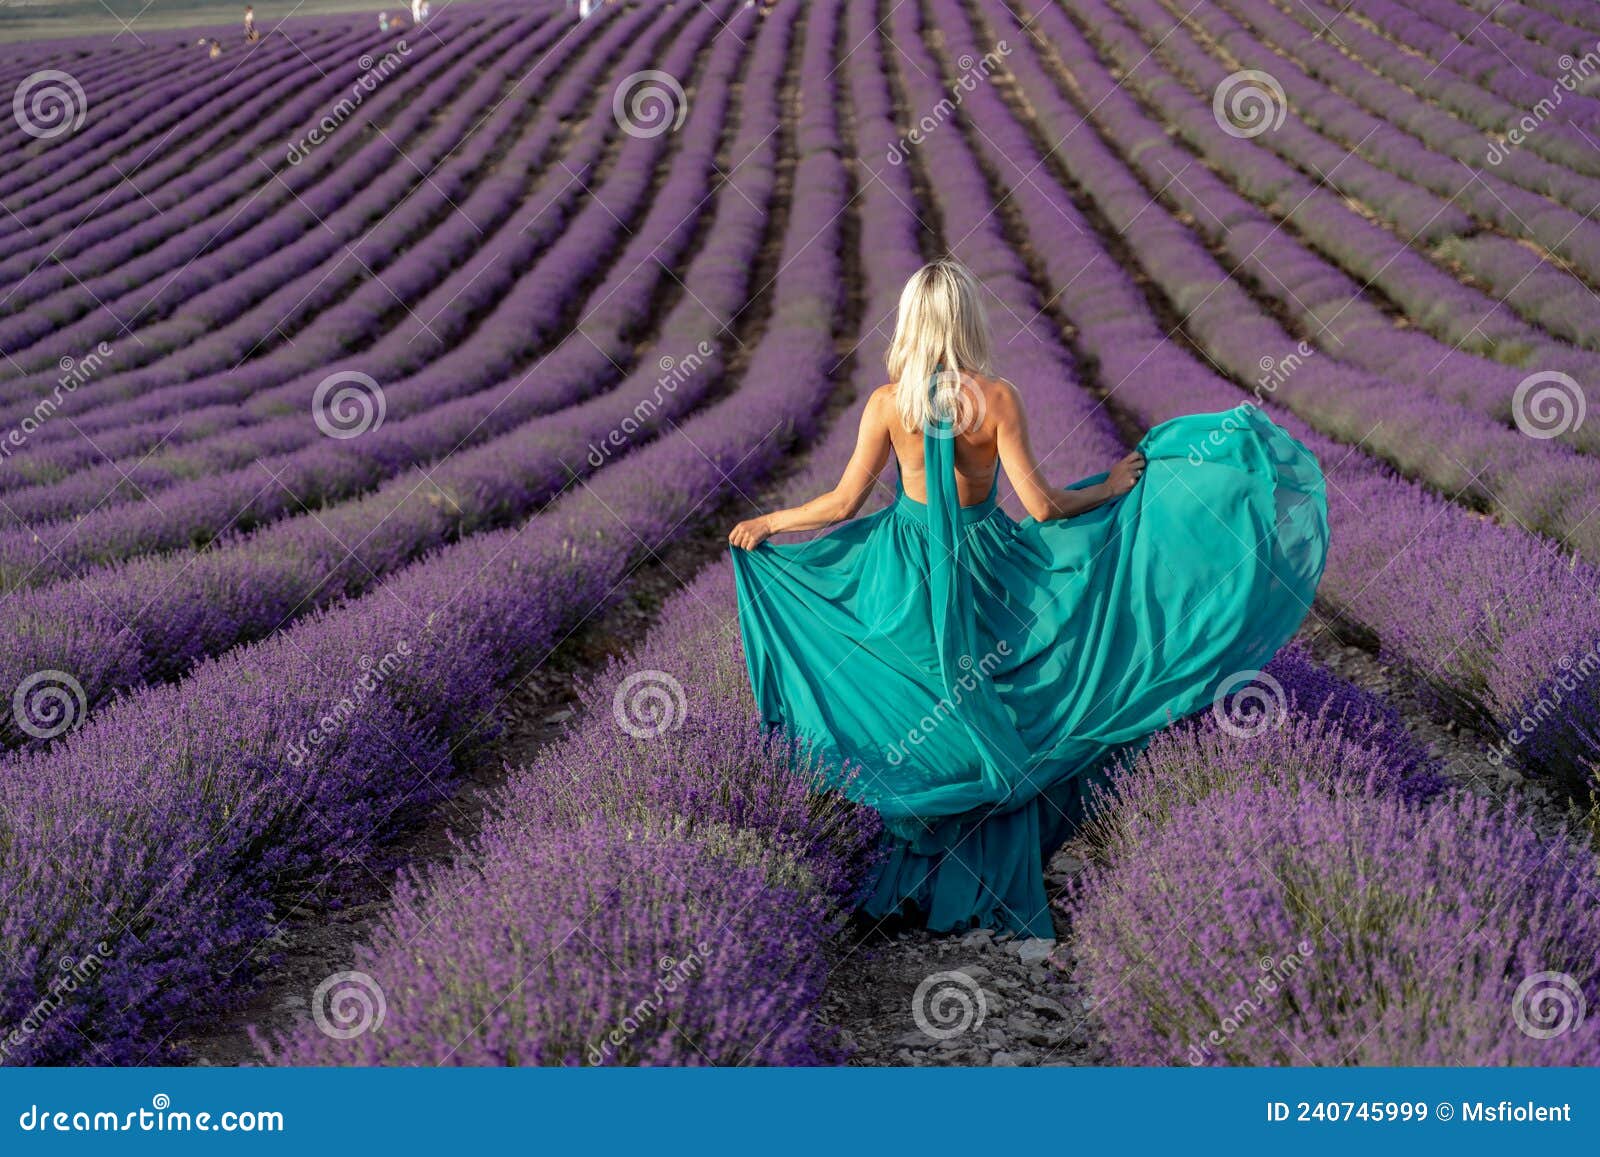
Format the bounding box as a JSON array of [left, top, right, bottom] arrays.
[[885, 258, 995, 432]]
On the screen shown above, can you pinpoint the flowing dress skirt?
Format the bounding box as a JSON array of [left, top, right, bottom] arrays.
[[730, 407, 1329, 936]]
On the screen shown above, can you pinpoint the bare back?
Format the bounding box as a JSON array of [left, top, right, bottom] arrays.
[[878, 376, 1004, 508]]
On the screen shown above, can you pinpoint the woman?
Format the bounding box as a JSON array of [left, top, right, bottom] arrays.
[[729, 259, 1328, 938]]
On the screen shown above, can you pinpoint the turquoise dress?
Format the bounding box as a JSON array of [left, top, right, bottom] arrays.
[[730, 405, 1329, 937]]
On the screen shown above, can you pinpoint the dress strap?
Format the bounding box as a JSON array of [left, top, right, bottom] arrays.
[[922, 373, 1034, 808]]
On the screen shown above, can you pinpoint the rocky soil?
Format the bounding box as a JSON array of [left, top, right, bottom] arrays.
[[819, 843, 1107, 1067]]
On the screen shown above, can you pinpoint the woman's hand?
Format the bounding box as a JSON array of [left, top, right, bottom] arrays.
[[728, 516, 774, 551], [1106, 451, 1146, 497]]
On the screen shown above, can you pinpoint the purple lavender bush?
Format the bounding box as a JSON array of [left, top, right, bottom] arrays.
[[1071, 726, 1600, 1065], [1261, 643, 1448, 803], [257, 822, 849, 1066]]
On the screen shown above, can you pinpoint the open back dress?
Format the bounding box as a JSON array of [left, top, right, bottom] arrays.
[[730, 403, 1329, 937]]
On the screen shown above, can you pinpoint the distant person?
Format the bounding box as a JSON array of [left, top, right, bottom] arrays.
[[209, 38, 223, 58], [410, 0, 428, 23], [244, 5, 259, 41]]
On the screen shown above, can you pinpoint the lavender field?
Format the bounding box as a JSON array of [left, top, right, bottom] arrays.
[[2, 0, 1599, 1069]]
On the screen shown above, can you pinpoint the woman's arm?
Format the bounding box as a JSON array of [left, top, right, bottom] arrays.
[[728, 390, 893, 550], [992, 379, 1144, 521]]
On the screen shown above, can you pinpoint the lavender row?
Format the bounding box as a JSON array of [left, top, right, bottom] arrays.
[[0, 11, 551, 371], [0, 24, 354, 221], [1355, 0, 1600, 125], [1450, 0, 1600, 59], [1076, 0, 1600, 441], [0, 4, 661, 512], [0, 5, 648, 483], [1436, 230, 1600, 352], [0, 21, 370, 254], [0, 34, 203, 156], [0, 22, 392, 293], [0, 26, 350, 172], [1102, 0, 1600, 365], [0, 0, 757, 748], [1275, 0, 1600, 174], [0, 12, 530, 369], [1186, 0, 1600, 285], [1233, 0, 1600, 182], [1508, 0, 1600, 37], [261, 806, 876, 1065], [0, 30, 180, 92], [1071, 664, 1600, 1064], [0, 4, 736, 589]]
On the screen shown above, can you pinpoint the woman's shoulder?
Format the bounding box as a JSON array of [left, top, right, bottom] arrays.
[[866, 382, 900, 416], [969, 372, 1020, 414]]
